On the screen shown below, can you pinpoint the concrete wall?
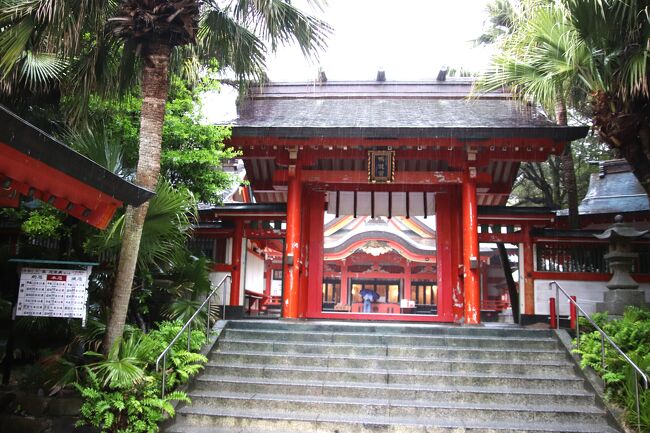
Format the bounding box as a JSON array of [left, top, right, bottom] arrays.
[[534, 279, 650, 315]]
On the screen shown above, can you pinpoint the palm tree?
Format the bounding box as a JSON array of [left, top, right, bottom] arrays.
[[0, 0, 331, 352], [563, 0, 650, 194], [477, 1, 593, 228]]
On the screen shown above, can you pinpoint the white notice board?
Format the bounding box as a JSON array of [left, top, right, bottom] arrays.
[[16, 267, 90, 321]]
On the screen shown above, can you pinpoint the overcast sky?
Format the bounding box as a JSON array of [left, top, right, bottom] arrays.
[[265, 0, 494, 81], [204, 0, 494, 121]]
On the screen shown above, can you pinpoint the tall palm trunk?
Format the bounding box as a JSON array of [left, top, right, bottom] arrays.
[[103, 42, 171, 353], [555, 95, 580, 229]]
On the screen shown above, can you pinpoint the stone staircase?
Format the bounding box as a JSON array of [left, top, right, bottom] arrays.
[[165, 320, 621, 433]]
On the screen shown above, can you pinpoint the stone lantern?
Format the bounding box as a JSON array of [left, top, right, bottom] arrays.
[[595, 215, 648, 314]]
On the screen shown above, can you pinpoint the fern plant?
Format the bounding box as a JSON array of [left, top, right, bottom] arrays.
[[74, 321, 206, 433], [572, 307, 650, 432], [75, 369, 189, 433]]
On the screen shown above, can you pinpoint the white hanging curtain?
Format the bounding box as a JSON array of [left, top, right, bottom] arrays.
[[326, 191, 435, 217]]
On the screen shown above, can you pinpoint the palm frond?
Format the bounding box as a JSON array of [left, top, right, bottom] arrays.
[[63, 127, 129, 178], [0, 15, 36, 75], [477, 2, 595, 119], [563, 0, 650, 99], [199, 6, 267, 79], [87, 180, 197, 272], [19, 50, 67, 91], [232, 0, 331, 56], [87, 334, 153, 389]]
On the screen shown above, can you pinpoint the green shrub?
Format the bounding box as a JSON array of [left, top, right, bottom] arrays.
[[75, 321, 207, 433], [572, 306, 650, 431]]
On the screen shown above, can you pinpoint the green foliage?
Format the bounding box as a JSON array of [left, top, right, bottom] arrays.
[[161, 256, 219, 324], [20, 205, 67, 239], [161, 75, 236, 203], [75, 320, 206, 433], [85, 181, 197, 272], [75, 73, 237, 203], [510, 133, 613, 208], [75, 369, 188, 433], [572, 307, 650, 431]]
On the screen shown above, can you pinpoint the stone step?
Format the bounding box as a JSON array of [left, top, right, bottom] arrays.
[[208, 351, 577, 376], [172, 406, 617, 433], [215, 339, 569, 361], [167, 425, 618, 433], [163, 321, 621, 433], [190, 380, 596, 407], [193, 372, 587, 395], [182, 391, 605, 424], [225, 320, 555, 339], [220, 328, 561, 350], [203, 363, 582, 388]]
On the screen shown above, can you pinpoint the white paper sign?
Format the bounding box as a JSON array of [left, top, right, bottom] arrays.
[[16, 267, 90, 320], [270, 279, 282, 297]]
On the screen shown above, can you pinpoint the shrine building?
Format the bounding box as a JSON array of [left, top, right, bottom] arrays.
[[192, 79, 649, 324]]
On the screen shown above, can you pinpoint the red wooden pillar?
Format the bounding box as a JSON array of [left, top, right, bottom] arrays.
[[570, 296, 577, 329], [549, 297, 557, 329], [523, 227, 535, 315], [481, 258, 489, 309], [264, 259, 272, 298], [229, 219, 244, 306], [283, 167, 302, 318], [404, 261, 412, 304], [298, 189, 312, 317], [462, 173, 480, 324], [340, 259, 349, 306], [306, 191, 325, 317]]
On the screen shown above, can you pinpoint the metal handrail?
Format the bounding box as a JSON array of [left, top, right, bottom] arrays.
[[550, 281, 648, 430], [156, 274, 231, 398]]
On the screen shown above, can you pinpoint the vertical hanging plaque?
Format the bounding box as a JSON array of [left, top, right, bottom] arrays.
[[368, 150, 395, 183]]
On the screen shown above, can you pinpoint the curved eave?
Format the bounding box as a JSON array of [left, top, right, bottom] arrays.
[[0, 105, 154, 207], [324, 231, 435, 263]]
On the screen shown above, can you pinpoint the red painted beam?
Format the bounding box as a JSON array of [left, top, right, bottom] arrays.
[[0, 145, 122, 229], [244, 228, 287, 238], [274, 169, 492, 187], [229, 136, 560, 152], [477, 233, 525, 243]]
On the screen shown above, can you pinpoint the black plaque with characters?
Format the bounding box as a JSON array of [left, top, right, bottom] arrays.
[[368, 150, 395, 183]]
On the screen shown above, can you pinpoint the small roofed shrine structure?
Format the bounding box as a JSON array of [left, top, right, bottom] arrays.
[[0, 105, 154, 229], [196, 79, 590, 324]]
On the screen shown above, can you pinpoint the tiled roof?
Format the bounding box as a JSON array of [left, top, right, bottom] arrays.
[[558, 159, 650, 215], [228, 80, 587, 140]]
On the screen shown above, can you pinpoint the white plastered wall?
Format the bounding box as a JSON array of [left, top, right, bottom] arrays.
[[244, 250, 266, 295], [534, 280, 650, 315]]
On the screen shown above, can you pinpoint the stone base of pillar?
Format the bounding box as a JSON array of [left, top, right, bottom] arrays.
[[222, 305, 245, 320], [596, 289, 648, 315]]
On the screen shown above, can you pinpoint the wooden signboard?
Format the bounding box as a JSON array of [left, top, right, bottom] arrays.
[[368, 150, 395, 183], [16, 267, 90, 322]]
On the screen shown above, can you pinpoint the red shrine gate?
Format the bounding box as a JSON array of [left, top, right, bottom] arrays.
[[202, 80, 586, 324]]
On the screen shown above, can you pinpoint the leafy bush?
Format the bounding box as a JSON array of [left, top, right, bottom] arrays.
[[572, 307, 650, 431], [20, 205, 67, 239], [75, 321, 207, 433]]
